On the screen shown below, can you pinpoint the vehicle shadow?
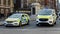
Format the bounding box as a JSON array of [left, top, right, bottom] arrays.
[[36, 24, 54, 27]]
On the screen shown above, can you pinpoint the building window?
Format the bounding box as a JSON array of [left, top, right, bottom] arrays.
[[8, 0, 10, 6], [23, 0, 27, 8], [4, 0, 6, 6], [1, 9, 4, 14], [3, 0, 10, 6]]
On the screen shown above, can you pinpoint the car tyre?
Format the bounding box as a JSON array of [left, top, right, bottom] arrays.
[[36, 24, 40, 27], [19, 21, 22, 27], [49, 23, 55, 26], [54, 22, 56, 25], [26, 20, 29, 25]]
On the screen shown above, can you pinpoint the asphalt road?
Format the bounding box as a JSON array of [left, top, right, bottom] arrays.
[[0, 18, 60, 34]]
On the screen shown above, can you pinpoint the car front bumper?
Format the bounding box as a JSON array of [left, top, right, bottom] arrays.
[[36, 19, 53, 25], [4, 22, 19, 26]]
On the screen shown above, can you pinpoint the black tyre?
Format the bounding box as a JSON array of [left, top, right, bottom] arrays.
[[54, 22, 56, 25], [19, 21, 22, 27], [36, 24, 40, 27], [26, 20, 29, 25], [49, 24, 55, 26]]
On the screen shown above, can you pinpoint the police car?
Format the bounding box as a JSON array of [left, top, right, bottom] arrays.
[[36, 9, 57, 26], [4, 13, 30, 27]]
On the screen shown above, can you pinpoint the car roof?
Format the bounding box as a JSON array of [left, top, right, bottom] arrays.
[[39, 9, 55, 12], [43, 9, 55, 10], [13, 13, 27, 15]]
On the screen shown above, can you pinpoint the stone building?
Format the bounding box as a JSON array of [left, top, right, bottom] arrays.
[[0, 0, 58, 17], [15, 0, 57, 9], [14, 0, 58, 15], [0, 0, 14, 17]]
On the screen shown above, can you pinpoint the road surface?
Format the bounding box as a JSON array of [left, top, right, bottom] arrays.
[[0, 18, 60, 34]]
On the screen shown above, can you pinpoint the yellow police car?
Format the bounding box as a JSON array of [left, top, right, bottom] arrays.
[[4, 13, 30, 27], [36, 9, 57, 26]]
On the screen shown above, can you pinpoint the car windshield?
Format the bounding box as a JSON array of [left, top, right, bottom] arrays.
[[9, 14, 21, 18], [38, 9, 52, 15]]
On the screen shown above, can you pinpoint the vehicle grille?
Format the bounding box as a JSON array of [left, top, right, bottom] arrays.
[[7, 21, 13, 23], [39, 18, 48, 21]]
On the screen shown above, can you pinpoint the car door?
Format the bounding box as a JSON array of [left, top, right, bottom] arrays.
[[21, 15, 27, 24], [24, 15, 28, 22]]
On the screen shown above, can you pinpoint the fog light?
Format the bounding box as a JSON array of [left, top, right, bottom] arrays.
[[36, 21, 38, 22], [49, 21, 52, 23]]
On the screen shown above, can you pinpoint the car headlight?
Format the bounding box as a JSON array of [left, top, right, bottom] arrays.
[[13, 22, 19, 25], [14, 23, 18, 25]]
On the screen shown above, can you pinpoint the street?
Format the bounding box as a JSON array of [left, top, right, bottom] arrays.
[[0, 0, 59, 34], [0, 18, 60, 34]]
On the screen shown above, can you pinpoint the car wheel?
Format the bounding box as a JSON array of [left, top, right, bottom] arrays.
[[36, 24, 40, 27], [19, 21, 22, 27], [5, 25, 8, 27], [26, 20, 29, 25], [50, 20, 56, 26], [49, 24, 55, 26], [54, 22, 56, 25]]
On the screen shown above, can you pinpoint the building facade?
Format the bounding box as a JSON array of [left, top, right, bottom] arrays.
[[0, 0, 14, 17], [15, 0, 57, 9], [14, 0, 58, 15], [15, 0, 44, 9]]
